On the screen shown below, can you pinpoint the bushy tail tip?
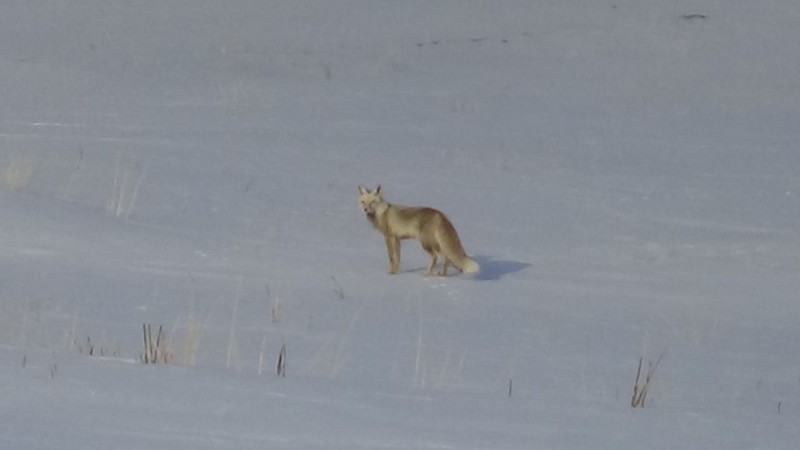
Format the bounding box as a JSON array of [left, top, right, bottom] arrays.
[[463, 258, 480, 274]]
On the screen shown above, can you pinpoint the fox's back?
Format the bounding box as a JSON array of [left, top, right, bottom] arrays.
[[383, 205, 444, 239]]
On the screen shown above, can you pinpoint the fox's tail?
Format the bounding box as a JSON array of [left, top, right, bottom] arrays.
[[438, 216, 480, 274], [461, 257, 480, 274]]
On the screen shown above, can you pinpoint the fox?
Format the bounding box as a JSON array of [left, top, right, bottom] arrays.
[[358, 185, 479, 276]]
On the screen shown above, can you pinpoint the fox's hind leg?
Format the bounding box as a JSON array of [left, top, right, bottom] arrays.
[[422, 241, 439, 276], [439, 257, 450, 276], [424, 251, 438, 276]]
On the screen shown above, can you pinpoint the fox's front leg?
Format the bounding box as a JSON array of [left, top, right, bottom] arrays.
[[385, 236, 401, 274]]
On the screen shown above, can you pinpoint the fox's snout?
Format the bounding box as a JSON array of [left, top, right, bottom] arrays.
[[360, 199, 377, 216]]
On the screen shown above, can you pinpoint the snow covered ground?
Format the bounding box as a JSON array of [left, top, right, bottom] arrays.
[[1, 1, 799, 448]]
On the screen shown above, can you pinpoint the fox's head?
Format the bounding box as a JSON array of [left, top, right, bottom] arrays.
[[357, 184, 384, 220]]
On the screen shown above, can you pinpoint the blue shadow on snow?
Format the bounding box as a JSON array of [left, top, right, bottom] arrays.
[[472, 256, 529, 281]]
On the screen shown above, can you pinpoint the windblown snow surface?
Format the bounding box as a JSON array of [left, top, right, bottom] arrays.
[[1, 1, 799, 449]]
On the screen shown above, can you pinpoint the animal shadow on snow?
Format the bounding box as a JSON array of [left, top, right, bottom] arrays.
[[472, 256, 529, 281]]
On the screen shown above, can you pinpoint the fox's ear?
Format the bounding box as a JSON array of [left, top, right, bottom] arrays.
[[358, 185, 368, 195], [375, 184, 382, 195]]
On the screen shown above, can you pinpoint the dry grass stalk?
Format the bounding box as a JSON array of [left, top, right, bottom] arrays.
[[79, 336, 119, 358], [277, 340, 287, 377], [141, 324, 172, 364], [631, 354, 663, 408], [183, 316, 199, 367], [269, 285, 283, 324]]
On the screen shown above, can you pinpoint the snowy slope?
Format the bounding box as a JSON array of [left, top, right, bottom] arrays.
[[1, 1, 799, 448]]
